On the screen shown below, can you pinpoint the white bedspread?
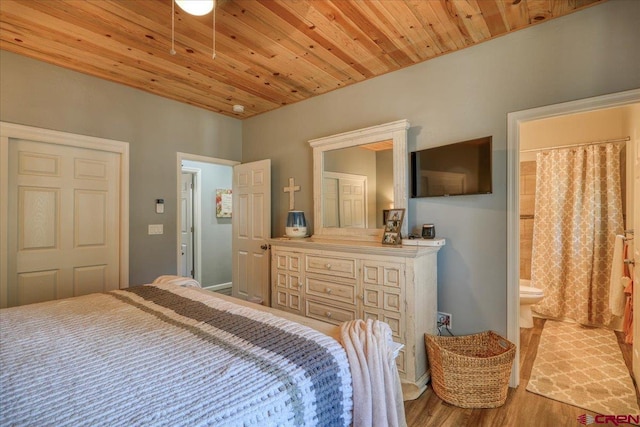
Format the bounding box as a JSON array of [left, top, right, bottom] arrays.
[[0, 283, 353, 426]]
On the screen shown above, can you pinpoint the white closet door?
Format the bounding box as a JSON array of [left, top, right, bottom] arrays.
[[232, 159, 271, 304], [323, 171, 368, 228], [338, 177, 366, 228], [7, 139, 120, 307]]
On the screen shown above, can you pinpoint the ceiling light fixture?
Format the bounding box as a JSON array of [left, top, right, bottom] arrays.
[[175, 0, 214, 16], [170, 0, 217, 59]]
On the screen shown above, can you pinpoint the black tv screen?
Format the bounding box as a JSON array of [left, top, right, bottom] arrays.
[[411, 136, 492, 198]]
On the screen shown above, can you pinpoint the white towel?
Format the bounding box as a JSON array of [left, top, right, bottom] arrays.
[[339, 319, 406, 427], [152, 275, 201, 288], [609, 235, 626, 316]]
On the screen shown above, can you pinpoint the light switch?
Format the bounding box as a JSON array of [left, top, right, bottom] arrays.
[[148, 224, 163, 235]]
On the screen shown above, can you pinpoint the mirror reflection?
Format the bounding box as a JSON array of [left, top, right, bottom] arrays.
[[322, 139, 393, 229]]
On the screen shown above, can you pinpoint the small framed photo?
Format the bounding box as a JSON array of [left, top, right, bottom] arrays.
[[382, 208, 404, 245], [382, 232, 401, 245]]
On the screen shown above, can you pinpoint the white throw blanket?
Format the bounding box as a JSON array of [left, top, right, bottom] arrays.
[[152, 274, 201, 288], [340, 319, 407, 427]]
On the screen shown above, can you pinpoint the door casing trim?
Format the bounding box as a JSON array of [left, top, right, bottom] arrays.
[[506, 88, 640, 387], [176, 152, 239, 284]]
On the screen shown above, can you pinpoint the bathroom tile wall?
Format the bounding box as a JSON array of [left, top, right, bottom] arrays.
[[519, 161, 536, 280]]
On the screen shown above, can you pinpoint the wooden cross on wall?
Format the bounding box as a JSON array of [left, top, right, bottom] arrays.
[[283, 177, 300, 210]]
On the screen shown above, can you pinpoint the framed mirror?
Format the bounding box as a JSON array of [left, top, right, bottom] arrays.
[[309, 119, 410, 241]]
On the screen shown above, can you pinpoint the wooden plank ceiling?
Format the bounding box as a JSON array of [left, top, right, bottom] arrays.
[[0, 0, 604, 119]]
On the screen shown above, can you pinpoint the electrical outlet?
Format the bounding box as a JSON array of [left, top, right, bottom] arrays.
[[437, 311, 452, 329]]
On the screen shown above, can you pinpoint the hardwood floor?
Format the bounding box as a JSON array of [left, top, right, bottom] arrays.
[[404, 318, 638, 427]]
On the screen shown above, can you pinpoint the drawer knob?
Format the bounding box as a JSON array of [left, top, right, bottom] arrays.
[[325, 263, 332, 269], [326, 311, 332, 318], [325, 288, 332, 294], [298, 282, 302, 288]]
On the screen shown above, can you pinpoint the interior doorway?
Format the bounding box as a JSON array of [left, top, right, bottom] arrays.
[[506, 88, 640, 387], [176, 153, 238, 294]]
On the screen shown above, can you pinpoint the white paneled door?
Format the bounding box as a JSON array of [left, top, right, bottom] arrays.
[[232, 159, 271, 304], [7, 139, 121, 307], [323, 171, 367, 228], [338, 176, 367, 228], [180, 172, 194, 278]]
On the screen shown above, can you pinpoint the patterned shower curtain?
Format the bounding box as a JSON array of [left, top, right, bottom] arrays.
[[530, 143, 624, 327]]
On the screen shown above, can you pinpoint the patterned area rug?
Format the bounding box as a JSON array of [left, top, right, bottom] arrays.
[[527, 320, 639, 415]]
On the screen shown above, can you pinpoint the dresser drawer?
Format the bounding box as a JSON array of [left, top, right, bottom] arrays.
[[273, 250, 302, 272], [305, 255, 357, 279], [274, 271, 302, 290], [305, 299, 356, 325], [305, 276, 355, 305], [362, 308, 404, 341], [274, 289, 302, 313], [361, 261, 404, 288]]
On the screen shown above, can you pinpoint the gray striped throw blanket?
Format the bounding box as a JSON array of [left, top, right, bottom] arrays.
[[0, 283, 353, 426]]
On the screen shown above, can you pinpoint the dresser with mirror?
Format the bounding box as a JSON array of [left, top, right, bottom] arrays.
[[269, 120, 443, 400]]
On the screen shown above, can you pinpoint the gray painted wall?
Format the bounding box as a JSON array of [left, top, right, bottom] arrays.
[[241, 0, 640, 336], [0, 51, 242, 286], [182, 160, 233, 288]]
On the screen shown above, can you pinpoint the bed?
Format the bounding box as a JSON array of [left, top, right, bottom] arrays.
[[0, 280, 405, 426]]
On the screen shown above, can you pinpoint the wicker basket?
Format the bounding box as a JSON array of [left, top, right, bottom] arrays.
[[425, 331, 516, 408]]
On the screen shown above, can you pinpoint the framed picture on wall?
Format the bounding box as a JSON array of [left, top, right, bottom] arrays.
[[216, 189, 232, 218], [382, 208, 404, 245]]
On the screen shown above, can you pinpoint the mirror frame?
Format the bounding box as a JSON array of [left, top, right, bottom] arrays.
[[309, 119, 410, 241]]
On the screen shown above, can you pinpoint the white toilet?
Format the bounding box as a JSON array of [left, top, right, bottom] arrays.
[[520, 279, 544, 328]]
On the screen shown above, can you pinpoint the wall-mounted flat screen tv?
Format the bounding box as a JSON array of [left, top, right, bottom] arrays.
[[410, 136, 492, 198]]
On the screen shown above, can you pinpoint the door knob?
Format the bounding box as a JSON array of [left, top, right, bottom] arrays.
[[260, 244, 269, 250]]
